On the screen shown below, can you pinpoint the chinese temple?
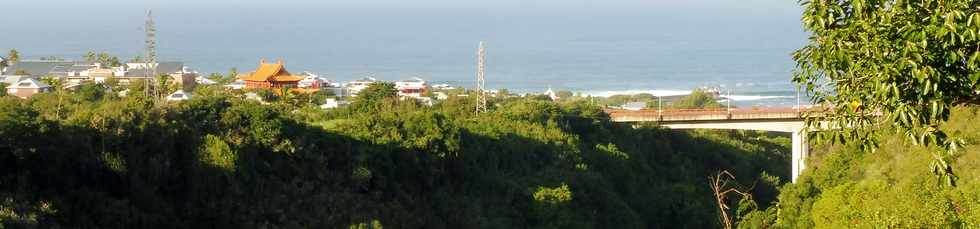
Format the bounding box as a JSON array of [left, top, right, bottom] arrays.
[[239, 59, 304, 89]]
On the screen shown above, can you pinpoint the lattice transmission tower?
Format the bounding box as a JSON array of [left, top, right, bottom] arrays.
[[144, 10, 159, 100], [475, 41, 488, 113]]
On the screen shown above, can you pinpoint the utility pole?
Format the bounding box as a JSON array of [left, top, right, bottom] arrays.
[[475, 41, 487, 113], [144, 10, 159, 101], [658, 95, 662, 113], [796, 86, 802, 113], [726, 86, 732, 113]]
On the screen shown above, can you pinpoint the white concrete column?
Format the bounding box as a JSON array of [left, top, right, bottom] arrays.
[[791, 130, 809, 183]]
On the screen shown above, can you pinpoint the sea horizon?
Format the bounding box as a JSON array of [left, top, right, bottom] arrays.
[[1, 3, 808, 106]]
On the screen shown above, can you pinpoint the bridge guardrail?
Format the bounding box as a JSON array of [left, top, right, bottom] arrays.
[[603, 107, 826, 122]]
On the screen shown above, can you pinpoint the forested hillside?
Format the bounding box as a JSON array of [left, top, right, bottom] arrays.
[[0, 83, 790, 228], [750, 0, 980, 227], [740, 107, 980, 228]]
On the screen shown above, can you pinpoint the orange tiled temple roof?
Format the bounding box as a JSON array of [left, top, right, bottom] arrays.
[[239, 61, 304, 82]]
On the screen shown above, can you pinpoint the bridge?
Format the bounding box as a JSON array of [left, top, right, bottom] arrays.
[[605, 107, 815, 183]]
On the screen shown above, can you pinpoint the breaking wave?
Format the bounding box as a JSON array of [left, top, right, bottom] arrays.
[[584, 90, 692, 97], [719, 95, 795, 101]]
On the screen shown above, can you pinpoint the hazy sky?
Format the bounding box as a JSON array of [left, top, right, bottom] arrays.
[[1, 0, 809, 99], [6, 0, 802, 13]]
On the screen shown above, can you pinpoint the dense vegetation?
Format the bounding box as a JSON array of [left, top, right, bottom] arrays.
[[670, 89, 724, 110], [554, 88, 724, 110], [794, 0, 980, 184], [83, 51, 123, 67], [740, 106, 980, 228], [3, 0, 978, 226], [0, 82, 791, 228]]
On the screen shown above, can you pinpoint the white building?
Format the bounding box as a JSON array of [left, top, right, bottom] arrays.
[[195, 76, 218, 85], [224, 80, 246, 90], [433, 91, 449, 100], [543, 87, 560, 101], [244, 92, 266, 103], [320, 98, 349, 109], [431, 83, 455, 90], [297, 72, 343, 95], [124, 62, 198, 86], [297, 72, 328, 88], [395, 77, 427, 98], [344, 77, 377, 97], [3, 60, 197, 86], [166, 90, 191, 101]]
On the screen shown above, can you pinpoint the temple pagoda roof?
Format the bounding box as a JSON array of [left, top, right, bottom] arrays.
[[239, 60, 304, 82]]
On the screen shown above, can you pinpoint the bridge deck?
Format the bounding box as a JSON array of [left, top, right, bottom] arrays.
[[605, 107, 817, 183], [605, 108, 814, 122]]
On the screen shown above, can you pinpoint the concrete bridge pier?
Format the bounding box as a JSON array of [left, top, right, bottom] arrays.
[[791, 130, 809, 183], [606, 108, 823, 183]]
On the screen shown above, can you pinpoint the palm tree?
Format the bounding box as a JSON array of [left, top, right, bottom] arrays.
[[42, 76, 66, 119]]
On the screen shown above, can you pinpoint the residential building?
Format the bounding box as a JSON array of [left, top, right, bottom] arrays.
[[166, 90, 191, 101], [431, 83, 455, 90], [297, 72, 324, 88], [4, 61, 101, 79], [344, 77, 377, 97], [86, 68, 115, 83], [195, 76, 218, 85], [238, 60, 304, 89], [224, 80, 246, 90], [543, 87, 560, 101], [6, 78, 51, 99], [4, 60, 196, 86], [395, 77, 427, 98], [297, 72, 343, 95], [434, 91, 449, 100], [0, 75, 31, 86], [124, 62, 197, 87], [320, 98, 349, 109]]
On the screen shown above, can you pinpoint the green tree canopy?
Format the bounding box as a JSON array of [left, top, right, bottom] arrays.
[[672, 89, 723, 109], [225, 68, 239, 83], [6, 49, 19, 63], [793, 0, 980, 185], [355, 82, 398, 104], [84, 51, 122, 67]]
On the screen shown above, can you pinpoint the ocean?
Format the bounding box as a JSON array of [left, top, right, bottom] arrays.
[[0, 3, 809, 107]]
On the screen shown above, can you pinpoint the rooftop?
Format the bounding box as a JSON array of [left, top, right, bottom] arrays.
[[8, 78, 51, 89], [4, 61, 96, 76], [239, 60, 304, 82], [124, 62, 185, 77]]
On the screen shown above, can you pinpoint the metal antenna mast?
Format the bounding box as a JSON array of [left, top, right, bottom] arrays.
[[475, 41, 488, 113], [144, 10, 159, 100]]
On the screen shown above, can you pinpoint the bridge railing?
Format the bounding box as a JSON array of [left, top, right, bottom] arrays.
[[604, 107, 826, 122]]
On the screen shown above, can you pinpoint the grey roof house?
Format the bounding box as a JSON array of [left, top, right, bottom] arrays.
[[123, 62, 186, 78], [0, 75, 32, 85], [6, 78, 51, 99], [3, 60, 197, 88], [3, 61, 99, 77]]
